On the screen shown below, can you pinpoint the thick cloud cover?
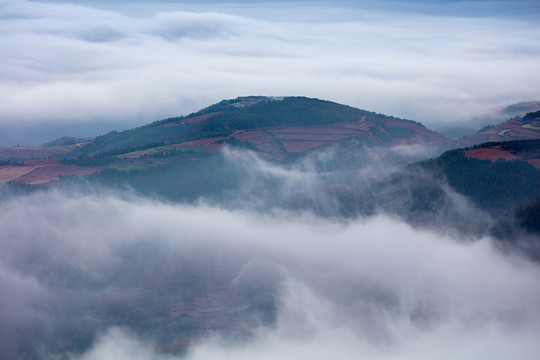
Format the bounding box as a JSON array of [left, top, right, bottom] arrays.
[[0, 188, 539, 359], [1, 0, 540, 144]]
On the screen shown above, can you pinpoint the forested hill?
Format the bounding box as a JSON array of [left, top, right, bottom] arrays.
[[415, 139, 540, 211], [66, 96, 451, 160]]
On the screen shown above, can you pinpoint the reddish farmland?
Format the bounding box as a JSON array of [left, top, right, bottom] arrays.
[[280, 140, 335, 153], [202, 143, 224, 153], [465, 146, 518, 161], [267, 126, 356, 141], [460, 116, 540, 147], [527, 159, 540, 169], [465, 143, 540, 169], [163, 116, 454, 161], [232, 130, 287, 160], [0, 159, 101, 184]]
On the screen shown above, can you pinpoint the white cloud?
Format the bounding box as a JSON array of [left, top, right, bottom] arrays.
[[1, 0, 539, 136]]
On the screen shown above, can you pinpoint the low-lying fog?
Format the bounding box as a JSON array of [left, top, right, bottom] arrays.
[[1, 184, 539, 359]]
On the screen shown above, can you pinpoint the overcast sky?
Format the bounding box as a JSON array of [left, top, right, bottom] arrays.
[[1, 0, 540, 144]]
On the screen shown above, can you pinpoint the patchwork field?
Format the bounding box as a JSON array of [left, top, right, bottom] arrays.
[[0, 159, 102, 184], [465, 144, 540, 169]]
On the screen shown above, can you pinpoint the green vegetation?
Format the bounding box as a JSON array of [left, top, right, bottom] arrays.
[[0, 160, 24, 166], [40, 136, 88, 147], [173, 146, 203, 152], [445, 157, 539, 209], [517, 202, 540, 233], [64, 142, 166, 166], [61, 153, 115, 166], [522, 124, 540, 130], [68, 125, 193, 157], [418, 140, 540, 210], [197, 97, 381, 138], [523, 111, 540, 121], [74, 153, 245, 203]]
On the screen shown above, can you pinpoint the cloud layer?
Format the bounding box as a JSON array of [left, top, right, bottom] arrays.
[[0, 188, 539, 359], [1, 0, 540, 145]]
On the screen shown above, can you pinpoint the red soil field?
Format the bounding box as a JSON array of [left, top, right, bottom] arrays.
[[203, 143, 224, 153], [280, 140, 335, 153], [267, 127, 356, 141], [15, 164, 100, 185], [465, 147, 518, 161], [232, 130, 287, 161], [0, 159, 101, 184], [465, 145, 540, 169], [527, 159, 540, 169], [339, 122, 373, 131]]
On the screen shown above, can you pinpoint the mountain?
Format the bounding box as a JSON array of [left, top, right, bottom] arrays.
[[69, 96, 451, 160], [459, 110, 540, 147], [0, 96, 452, 185]]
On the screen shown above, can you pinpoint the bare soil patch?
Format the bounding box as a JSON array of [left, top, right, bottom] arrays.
[[465, 147, 518, 161]]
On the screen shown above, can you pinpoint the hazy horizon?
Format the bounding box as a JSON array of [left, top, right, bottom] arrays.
[[1, 0, 540, 145]]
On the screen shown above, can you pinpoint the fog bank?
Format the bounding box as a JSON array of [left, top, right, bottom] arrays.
[[0, 189, 538, 358]]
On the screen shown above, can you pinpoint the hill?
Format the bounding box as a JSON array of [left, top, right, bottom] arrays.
[[0, 96, 452, 184], [68, 96, 451, 160], [459, 111, 540, 147]]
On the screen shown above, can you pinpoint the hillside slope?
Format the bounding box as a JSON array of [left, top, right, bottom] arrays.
[[459, 111, 540, 147]]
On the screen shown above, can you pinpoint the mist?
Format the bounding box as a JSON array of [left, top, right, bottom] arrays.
[[2, 0, 540, 144], [0, 177, 539, 359]]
